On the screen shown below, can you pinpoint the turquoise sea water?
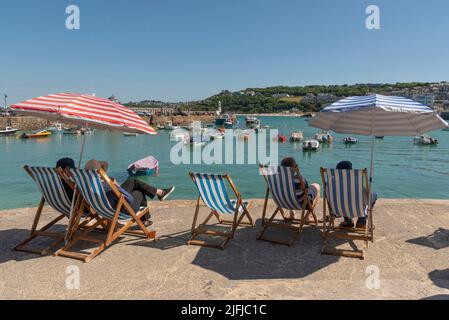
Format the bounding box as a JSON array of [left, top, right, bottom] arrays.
[[1, 115, 448, 210]]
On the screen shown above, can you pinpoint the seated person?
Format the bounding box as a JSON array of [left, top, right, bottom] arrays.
[[280, 157, 320, 220], [84, 159, 175, 227], [336, 161, 377, 228], [56, 157, 76, 200]]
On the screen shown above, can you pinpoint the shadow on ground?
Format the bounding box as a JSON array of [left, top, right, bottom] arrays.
[[406, 228, 449, 250]]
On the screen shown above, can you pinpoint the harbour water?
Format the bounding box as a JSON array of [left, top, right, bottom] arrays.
[[1, 115, 449, 210]]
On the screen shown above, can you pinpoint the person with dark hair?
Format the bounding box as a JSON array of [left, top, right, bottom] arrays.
[[84, 159, 175, 227], [56, 157, 76, 200], [281, 157, 320, 220], [336, 161, 377, 228]]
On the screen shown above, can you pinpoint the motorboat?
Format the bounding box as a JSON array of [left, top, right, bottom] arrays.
[[78, 127, 94, 135], [21, 129, 52, 139], [123, 132, 139, 137], [315, 131, 334, 143], [63, 128, 79, 135], [164, 121, 180, 130], [47, 122, 64, 134], [303, 139, 320, 151], [245, 116, 261, 130], [413, 135, 438, 145], [290, 131, 304, 142], [343, 136, 357, 144], [0, 126, 19, 135], [127, 156, 159, 177], [169, 128, 189, 141]]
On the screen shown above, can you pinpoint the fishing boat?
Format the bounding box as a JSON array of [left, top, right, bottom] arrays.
[[245, 116, 261, 130], [123, 132, 138, 137], [413, 135, 438, 145], [315, 131, 334, 143], [303, 139, 320, 151], [215, 113, 236, 129], [127, 156, 159, 177], [47, 122, 64, 134], [0, 126, 19, 135], [343, 136, 357, 144], [290, 131, 304, 142], [21, 129, 52, 139]]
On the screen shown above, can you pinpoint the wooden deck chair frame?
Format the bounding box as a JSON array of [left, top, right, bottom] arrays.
[[320, 167, 374, 259], [188, 172, 254, 250], [55, 168, 156, 262], [14, 166, 101, 256], [258, 164, 319, 247]]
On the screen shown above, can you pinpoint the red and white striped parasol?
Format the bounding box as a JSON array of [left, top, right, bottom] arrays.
[[11, 92, 157, 135]]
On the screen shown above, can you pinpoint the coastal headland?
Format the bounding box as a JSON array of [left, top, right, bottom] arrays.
[[1, 198, 449, 300]]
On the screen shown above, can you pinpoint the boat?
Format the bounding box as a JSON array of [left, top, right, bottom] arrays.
[[303, 139, 320, 151], [63, 128, 79, 135], [169, 128, 189, 141], [442, 127, 449, 131], [164, 121, 179, 130], [245, 116, 261, 130], [127, 156, 159, 177], [290, 131, 304, 142], [343, 136, 357, 144], [0, 126, 19, 135], [21, 129, 52, 139], [77, 127, 94, 135], [274, 133, 287, 143], [156, 124, 165, 130], [123, 132, 138, 137], [413, 135, 438, 145], [215, 113, 236, 129], [315, 131, 334, 143], [375, 136, 384, 139], [47, 122, 64, 134]]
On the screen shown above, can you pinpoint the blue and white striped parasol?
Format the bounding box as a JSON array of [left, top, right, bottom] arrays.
[[309, 94, 448, 210], [309, 94, 447, 136]]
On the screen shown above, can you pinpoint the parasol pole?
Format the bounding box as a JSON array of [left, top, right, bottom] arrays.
[[78, 122, 89, 168]]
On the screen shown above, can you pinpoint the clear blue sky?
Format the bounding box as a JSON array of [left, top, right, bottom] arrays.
[[1, 0, 448, 104]]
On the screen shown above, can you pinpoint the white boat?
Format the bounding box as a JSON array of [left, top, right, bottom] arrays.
[[290, 131, 304, 142], [77, 127, 94, 135], [245, 116, 261, 129], [47, 122, 64, 133], [0, 126, 19, 135], [343, 136, 357, 144], [169, 129, 189, 141], [413, 135, 438, 145], [164, 121, 180, 130], [315, 131, 334, 143], [303, 139, 320, 151]]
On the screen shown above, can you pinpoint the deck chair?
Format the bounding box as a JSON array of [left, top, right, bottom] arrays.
[[258, 165, 319, 246], [54, 168, 156, 262], [14, 166, 96, 255], [188, 172, 254, 249], [320, 168, 374, 259]]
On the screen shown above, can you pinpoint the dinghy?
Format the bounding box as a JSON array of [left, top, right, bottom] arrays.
[[127, 156, 159, 177]]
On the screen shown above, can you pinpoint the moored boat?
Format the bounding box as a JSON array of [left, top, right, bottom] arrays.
[[315, 131, 333, 143], [290, 131, 304, 142], [21, 129, 52, 139], [245, 116, 261, 130], [343, 136, 357, 144], [303, 139, 320, 151], [123, 132, 138, 137], [413, 135, 438, 145], [0, 126, 19, 135]]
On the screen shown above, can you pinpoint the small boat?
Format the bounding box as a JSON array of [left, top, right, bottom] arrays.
[[127, 156, 159, 177], [413, 135, 438, 145], [315, 131, 333, 143], [303, 139, 320, 151], [21, 129, 52, 139], [343, 136, 357, 144], [164, 121, 179, 130], [375, 136, 384, 139], [47, 122, 64, 134], [156, 124, 165, 130], [63, 128, 79, 135], [77, 127, 94, 135], [290, 131, 304, 142], [169, 129, 189, 141], [123, 132, 138, 137], [0, 126, 19, 135], [245, 116, 261, 130]]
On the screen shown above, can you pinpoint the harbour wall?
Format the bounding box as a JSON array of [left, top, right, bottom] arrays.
[[0, 115, 216, 131]]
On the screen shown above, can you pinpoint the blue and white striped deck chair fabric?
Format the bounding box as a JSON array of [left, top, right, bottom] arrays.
[[27, 167, 72, 216], [324, 169, 368, 218], [261, 166, 304, 211], [191, 173, 246, 215], [69, 168, 131, 221]]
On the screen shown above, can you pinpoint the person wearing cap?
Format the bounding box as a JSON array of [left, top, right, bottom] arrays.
[[84, 159, 175, 227], [56, 157, 76, 200], [336, 161, 377, 228]]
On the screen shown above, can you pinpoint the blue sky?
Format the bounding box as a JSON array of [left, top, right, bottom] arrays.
[[1, 0, 448, 104]]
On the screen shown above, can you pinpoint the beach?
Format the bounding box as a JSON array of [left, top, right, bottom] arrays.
[[1, 198, 449, 300]]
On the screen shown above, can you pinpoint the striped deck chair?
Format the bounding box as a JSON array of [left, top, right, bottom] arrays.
[[320, 168, 374, 259], [54, 168, 156, 262], [258, 164, 319, 246], [188, 172, 254, 249], [14, 166, 91, 255]]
